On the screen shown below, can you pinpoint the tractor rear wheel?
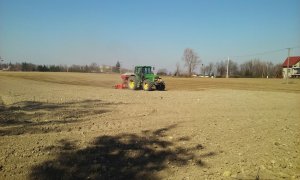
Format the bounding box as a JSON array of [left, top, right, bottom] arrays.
[[156, 84, 165, 91], [143, 80, 153, 91], [128, 76, 138, 90]]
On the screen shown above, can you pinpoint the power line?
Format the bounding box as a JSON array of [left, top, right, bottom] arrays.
[[230, 46, 300, 58], [196, 46, 300, 63]]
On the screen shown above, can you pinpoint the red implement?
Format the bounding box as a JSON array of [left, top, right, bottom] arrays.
[[114, 73, 134, 89], [114, 83, 127, 89]]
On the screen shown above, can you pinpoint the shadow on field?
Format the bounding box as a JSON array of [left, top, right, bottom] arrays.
[[0, 99, 113, 136], [30, 124, 216, 180]]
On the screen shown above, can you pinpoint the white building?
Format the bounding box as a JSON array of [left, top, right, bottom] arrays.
[[282, 56, 300, 78]]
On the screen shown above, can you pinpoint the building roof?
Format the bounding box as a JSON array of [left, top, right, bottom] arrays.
[[282, 56, 300, 67]]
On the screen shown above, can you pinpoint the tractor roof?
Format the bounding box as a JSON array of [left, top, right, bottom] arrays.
[[135, 66, 152, 68]]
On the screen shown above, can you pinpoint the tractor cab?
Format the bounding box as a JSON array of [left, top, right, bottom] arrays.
[[134, 66, 157, 82], [135, 66, 153, 76]]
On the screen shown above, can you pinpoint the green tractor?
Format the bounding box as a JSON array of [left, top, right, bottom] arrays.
[[127, 66, 165, 91]]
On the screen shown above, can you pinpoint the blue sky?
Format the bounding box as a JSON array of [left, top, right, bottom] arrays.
[[0, 0, 300, 71]]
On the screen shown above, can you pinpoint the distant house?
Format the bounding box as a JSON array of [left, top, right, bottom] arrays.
[[282, 56, 300, 78], [99, 65, 112, 73]]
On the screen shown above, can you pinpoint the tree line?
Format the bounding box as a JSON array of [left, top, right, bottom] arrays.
[[214, 59, 282, 78], [1, 49, 283, 78], [0, 61, 122, 73], [172, 48, 283, 78]]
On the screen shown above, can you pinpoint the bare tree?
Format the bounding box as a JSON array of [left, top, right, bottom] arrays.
[[273, 63, 283, 78], [182, 48, 200, 76], [157, 68, 168, 76], [204, 65, 209, 76], [240, 59, 268, 78], [228, 60, 239, 77], [216, 61, 226, 77], [174, 62, 181, 76], [89, 62, 99, 72], [203, 63, 214, 76], [207, 62, 214, 76]]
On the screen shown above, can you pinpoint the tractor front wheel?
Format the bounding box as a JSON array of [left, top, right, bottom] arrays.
[[143, 80, 153, 91], [128, 76, 138, 90]]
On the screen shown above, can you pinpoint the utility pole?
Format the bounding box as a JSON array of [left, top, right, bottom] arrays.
[[286, 48, 291, 84], [226, 56, 229, 78]]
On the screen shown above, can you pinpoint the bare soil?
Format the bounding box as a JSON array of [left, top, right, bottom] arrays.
[[0, 72, 299, 179]]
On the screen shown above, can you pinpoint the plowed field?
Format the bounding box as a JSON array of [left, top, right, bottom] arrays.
[[0, 72, 299, 179]]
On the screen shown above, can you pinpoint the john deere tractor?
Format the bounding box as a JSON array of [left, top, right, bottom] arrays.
[[127, 66, 165, 91]]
